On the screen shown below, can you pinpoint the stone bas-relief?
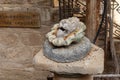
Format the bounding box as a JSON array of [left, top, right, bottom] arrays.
[[0, 0, 52, 26], [43, 17, 92, 63], [0, 11, 40, 27]]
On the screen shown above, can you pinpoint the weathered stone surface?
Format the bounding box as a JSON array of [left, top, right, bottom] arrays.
[[54, 75, 93, 80], [0, 11, 40, 28], [0, 4, 52, 24], [0, 26, 51, 80], [0, 0, 51, 6], [20, 32, 42, 46], [0, 68, 51, 80], [43, 37, 91, 63], [0, 0, 55, 79], [34, 44, 104, 74], [0, 0, 53, 25], [0, 0, 27, 4]]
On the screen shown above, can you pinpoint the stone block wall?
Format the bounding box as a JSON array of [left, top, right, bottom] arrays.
[[0, 0, 52, 6], [0, 1, 55, 80], [0, 0, 54, 25], [0, 26, 52, 80], [0, 0, 52, 5]]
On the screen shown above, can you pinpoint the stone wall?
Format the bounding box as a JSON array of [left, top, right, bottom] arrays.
[[0, 0, 54, 25], [0, 0, 51, 5], [0, 0, 54, 80], [0, 27, 52, 80]]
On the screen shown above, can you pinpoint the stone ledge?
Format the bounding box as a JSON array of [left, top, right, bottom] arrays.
[[33, 44, 104, 75], [54, 75, 93, 80]]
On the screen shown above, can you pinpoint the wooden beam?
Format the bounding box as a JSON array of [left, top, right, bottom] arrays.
[[86, 0, 100, 42]]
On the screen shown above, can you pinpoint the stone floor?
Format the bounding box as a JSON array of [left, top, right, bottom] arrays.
[[0, 26, 52, 80]]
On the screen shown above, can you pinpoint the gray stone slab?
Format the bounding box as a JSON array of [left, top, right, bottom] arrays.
[[33, 44, 104, 74]]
